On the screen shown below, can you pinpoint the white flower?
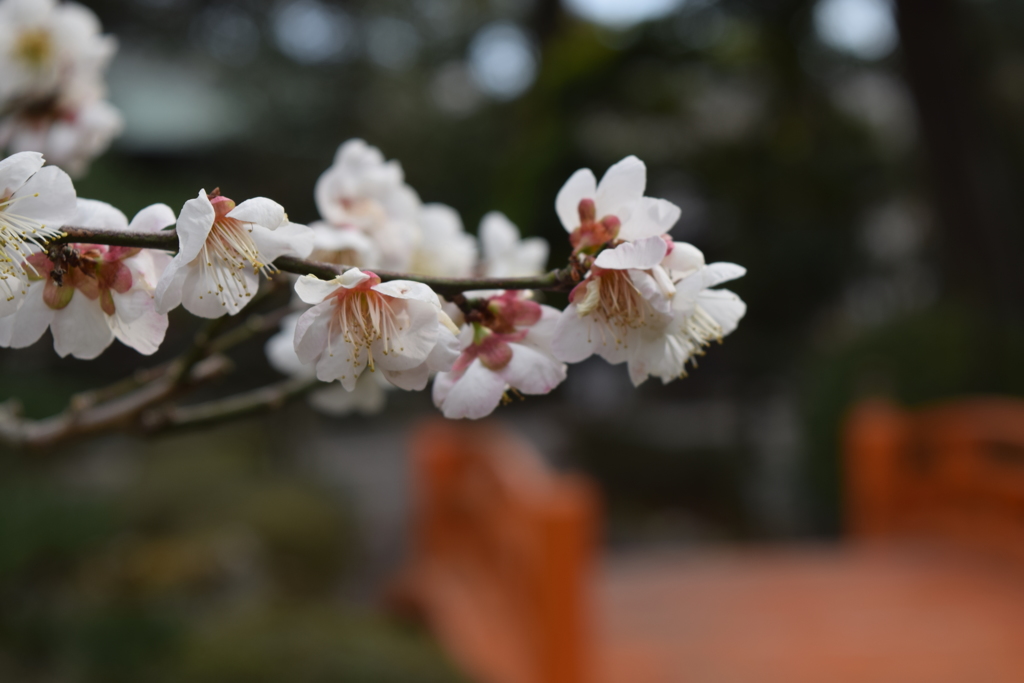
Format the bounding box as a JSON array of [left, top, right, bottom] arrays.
[[265, 310, 391, 416], [0, 150, 75, 317], [0, 0, 116, 107], [627, 261, 747, 386], [409, 203, 477, 278], [155, 190, 314, 318], [551, 235, 678, 366], [0, 97, 122, 177], [314, 139, 421, 270], [555, 155, 681, 253], [292, 268, 459, 392], [433, 291, 566, 420], [0, 198, 174, 359], [478, 211, 548, 278], [309, 220, 379, 269], [552, 235, 747, 387]]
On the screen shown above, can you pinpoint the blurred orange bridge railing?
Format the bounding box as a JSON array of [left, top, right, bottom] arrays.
[[391, 399, 1024, 683]]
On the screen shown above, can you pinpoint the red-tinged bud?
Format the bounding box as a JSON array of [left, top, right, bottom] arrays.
[[209, 193, 237, 218], [598, 215, 620, 240], [359, 271, 383, 288], [661, 234, 674, 254], [488, 291, 542, 328], [578, 198, 596, 223]]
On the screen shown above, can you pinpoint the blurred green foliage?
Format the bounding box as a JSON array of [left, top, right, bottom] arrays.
[[0, 424, 464, 682]]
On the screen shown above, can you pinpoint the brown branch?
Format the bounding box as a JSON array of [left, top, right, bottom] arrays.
[[141, 376, 318, 433], [0, 355, 232, 450], [52, 226, 577, 296]]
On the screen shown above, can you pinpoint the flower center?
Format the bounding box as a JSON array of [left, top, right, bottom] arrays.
[[576, 269, 658, 330], [340, 196, 387, 231], [326, 285, 405, 372], [198, 215, 272, 306], [0, 192, 62, 302], [14, 29, 53, 68]]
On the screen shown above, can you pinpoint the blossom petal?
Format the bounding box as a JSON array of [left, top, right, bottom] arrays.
[[128, 203, 176, 233], [153, 256, 189, 314], [294, 301, 333, 364], [12, 165, 76, 225], [381, 363, 430, 391], [0, 281, 52, 348], [370, 298, 439, 371], [479, 211, 519, 258], [697, 288, 747, 336], [109, 289, 168, 355], [266, 313, 316, 378], [419, 323, 460, 377], [72, 198, 127, 230], [596, 155, 645, 217], [315, 338, 365, 390], [372, 279, 440, 306], [228, 197, 285, 229], [618, 197, 681, 241], [551, 303, 597, 363], [594, 235, 668, 270], [499, 343, 566, 395], [180, 261, 258, 318], [702, 262, 747, 288], [294, 275, 341, 305], [435, 359, 507, 420], [175, 191, 215, 263], [51, 293, 113, 359], [0, 151, 44, 196], [555, 168, 597, 232], [0, 273, 30, 318], [663, 242, 705, 277], [249, 222, 315, 261]]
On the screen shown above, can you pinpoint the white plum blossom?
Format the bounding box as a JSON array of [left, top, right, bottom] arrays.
[[0, 0, 116, 107], [292, 268, 460, 392], [0, 97, 122, 177], [552, 235, 746, 386], [155, 189, 314, 318], [409, 203, 478, 278], [433, 290, 566, 420], [0, 198, 174, 359], [0, 0, 120, 175], [0, 150, 75, 317], [626, 261, 747, 386], [313, 139, 421, 270], [265, 310, 391, 416], [478, 211, 548, 278], [555, 155, 681, 253]]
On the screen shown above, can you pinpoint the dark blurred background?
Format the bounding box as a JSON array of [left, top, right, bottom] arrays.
[[4, 0, 1024, 679]]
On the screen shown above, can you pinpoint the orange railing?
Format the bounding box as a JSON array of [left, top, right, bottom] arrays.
[[845, 397, 1024, 561], [391, 421, 600, 683]]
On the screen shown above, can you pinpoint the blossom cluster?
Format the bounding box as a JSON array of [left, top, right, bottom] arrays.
[[0, 0, 121, 176], [0, 141, 746, 422]]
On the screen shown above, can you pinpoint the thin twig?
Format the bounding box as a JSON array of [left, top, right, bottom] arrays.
[[0, 355, 232, 450], [141, 376, 318, 433], [52, 227, 577, 295]]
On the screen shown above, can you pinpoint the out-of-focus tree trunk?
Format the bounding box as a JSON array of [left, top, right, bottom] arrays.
[[895, 0, 1023, 312]]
